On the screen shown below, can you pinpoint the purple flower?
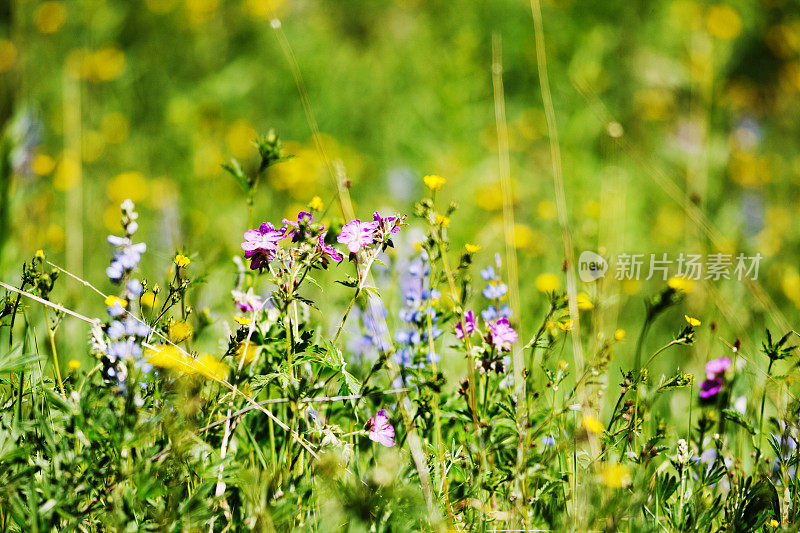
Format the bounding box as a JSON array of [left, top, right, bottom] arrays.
[[241, 222, 286, 269], [455, 310, 476, 339], [487, 317, 517, 351], [318, 232, 343, 263], [231, 288, 263, 313], [367, 409, 396, 447], [337, 219, 379, 254], [699, 377, 723, 399], [705, 357, 731, 379], [372, 211, 402, 234], [282, 211, 313, 239]]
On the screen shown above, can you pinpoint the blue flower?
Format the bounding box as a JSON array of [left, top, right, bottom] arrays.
[[483, 283, 508, 299], [480, 266, 495, 281], [126, 278, 143, 297]]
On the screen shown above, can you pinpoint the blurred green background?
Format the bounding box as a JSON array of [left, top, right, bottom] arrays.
[[2, 0, 800, 403]]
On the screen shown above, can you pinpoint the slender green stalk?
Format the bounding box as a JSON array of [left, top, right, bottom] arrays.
[[44, 309, 66, 397]]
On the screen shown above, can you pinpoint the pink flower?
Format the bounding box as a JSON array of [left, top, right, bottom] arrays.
[[337, 219, 379, 254], [705, 357, 731, 379], [231, 288, 263, 312], [455, 310, 476, 339], [318, 232, 343, 264], [699, 377, 723, 399], [241, 222, 286, 269], [487, 317, 517, 351], [367, 409, 395, 447]]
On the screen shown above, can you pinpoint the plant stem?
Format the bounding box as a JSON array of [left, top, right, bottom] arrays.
[[44, 309, 66, 397]]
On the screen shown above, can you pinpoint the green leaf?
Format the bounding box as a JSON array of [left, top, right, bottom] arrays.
[[736, 478, 780, 533], [0, 343, 41, 374], [722, 409, 756, 435], [221, 159, 249, 193]]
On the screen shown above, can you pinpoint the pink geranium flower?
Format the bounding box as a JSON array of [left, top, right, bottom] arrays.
[[241, 222, 286, 269], [487, 317, 518, 351], [337, 219, 379, 254], [367, 409, 395, 447]]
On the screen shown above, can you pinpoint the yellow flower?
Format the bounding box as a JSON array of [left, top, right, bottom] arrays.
[[614, 329, 626, 342], [770, 519, 780, 528], [668, 276, 695, 293], [236, 342, 260, 364], [601, 464, 632, 488], [146, 344, 193, 373], [557, 359, 568, 370], [435, 214, 450, 227], [140, 292, 159, 308], [68, 359, 81, 371], [706, 5, 741, 40], [168, 320, 193, 342], [175, 254, 191, 268], [536, 273, 560, 293], [104, 295, 127, 308], [0, 39, 17, 74], [34, 1, 67, 34], [464, 243, 481, 253], [35, 249, 45, 260], [685, 315, 701, 327], [583, 415, 604, 433], [576, 292, 594, 311], [32, 153, 55, 175], [558, 319, 574, 332], [423, 174, 446, 191], [191, 353, 229, 381], [234, 315, 252, 326], [308, 195, 324, 211]]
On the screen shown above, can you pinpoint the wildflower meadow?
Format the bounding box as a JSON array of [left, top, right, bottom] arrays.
[[2, 0, 800, 531]]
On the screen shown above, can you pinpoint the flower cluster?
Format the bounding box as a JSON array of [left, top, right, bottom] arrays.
[[240, 211, 344, 271], [394, 253, 443, 367], [106, 199, 147, 283], [338, 211, 405, 258], [100, 199, 151, 390]]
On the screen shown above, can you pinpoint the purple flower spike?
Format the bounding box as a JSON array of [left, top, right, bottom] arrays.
[[699, 377, 723, 399], [455, 310, 476, 339], [241, 222, 286, 269], [337, 219, 379, 254], [367, 409, 396, 447], [705, 357, 731, 379], [487, 317, 518, 351]]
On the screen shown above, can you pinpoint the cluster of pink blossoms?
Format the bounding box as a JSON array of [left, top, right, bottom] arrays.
[[455, 309, 518, 352], [241, 210, 404, 270]]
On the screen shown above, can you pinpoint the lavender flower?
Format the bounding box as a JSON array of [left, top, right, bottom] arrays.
[[337, 219, 379, 253], [455, 310, 476, 339], [241, 222, 286, 269], [481, 304, 511, 322], [487, 317, 518, 351], [367, 409, 396, 447], [482, 282, 508, 299]]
